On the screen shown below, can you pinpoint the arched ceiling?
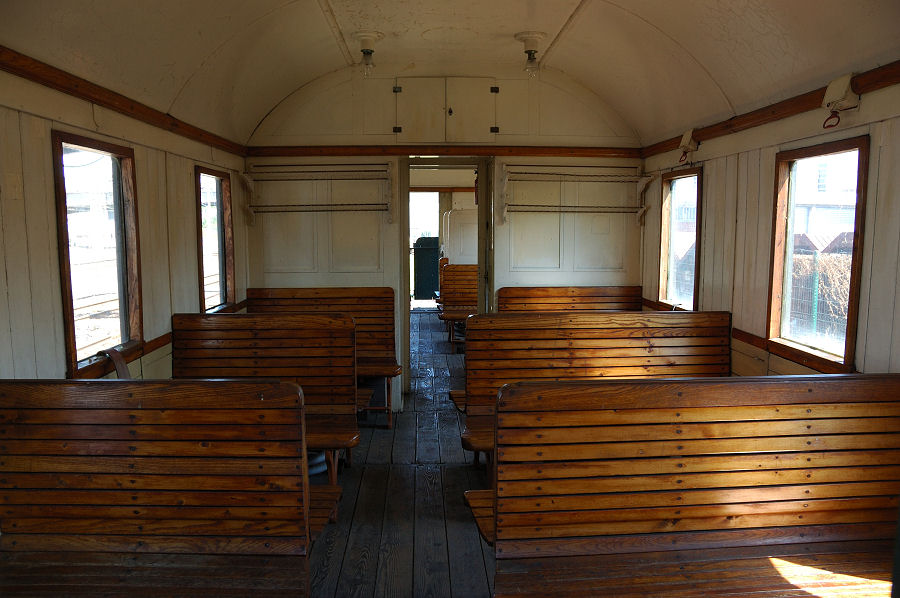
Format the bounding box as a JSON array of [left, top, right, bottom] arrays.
[[1, 0, 898, 146]]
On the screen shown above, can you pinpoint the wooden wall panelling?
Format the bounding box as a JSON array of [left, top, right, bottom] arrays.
[[721, 155, 738, 312], [230, 171, 249, 301], [641, 177, 662, 303], [736, 149, 762, 332], [19, 114, 65, 377], [862, 119, 900, 372], [165, 153, 200, 313], [0, 108, 20, 378], [0, 106, 36, 376], [730, 337, 768, 376], [731, 153, 750, 329], [134, 145, 173, 340], [752, 147, 776, 336]]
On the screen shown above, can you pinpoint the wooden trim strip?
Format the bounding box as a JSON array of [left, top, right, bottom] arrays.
[[3, 44, 897, 163], [0, 44, 246, 156], [643, 59, 900, 159], [247, 145, 642, 158], [641, 298, 685, 311], [731, 327, 767, 351], [730, 328, 854, 374], [409, 186, 476, 193], [143, 332, 173, 355]]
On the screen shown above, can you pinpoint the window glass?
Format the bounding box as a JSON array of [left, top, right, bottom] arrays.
[[199, 173, 225, 310], [61, 144, 128, 361], [779, 150, 859, 356], [659, 169, 700, 310]]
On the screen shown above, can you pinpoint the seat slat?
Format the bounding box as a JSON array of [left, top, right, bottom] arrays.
[[0, 380, 325, 596], [245, 287, 400, 428], [491, 375, 900, 598]]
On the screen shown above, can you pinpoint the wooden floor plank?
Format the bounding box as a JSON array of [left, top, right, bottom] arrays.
[[366, 422, 396, 464], [443, 465, 492, 598], [307, 310, 494, 597], [414, 464, 451, 598], [416, 411, 441, 464], [391, 412, 416, 465], [310, 464, 364, 598], [335, 465, 390, 598], [374, 465, 416, 598], [438, 411, 467, 464]]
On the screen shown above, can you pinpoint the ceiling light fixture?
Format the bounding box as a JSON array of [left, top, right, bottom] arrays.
[[353, 31, 384, 78], [515, 31, 546, 78]]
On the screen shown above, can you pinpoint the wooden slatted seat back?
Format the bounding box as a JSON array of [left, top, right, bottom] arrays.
[[440, 264, 478, 309], [493, 374, 900, 561], [245, 287, 399, 376], [0, 379, 310, 558], [171, 313, 356, 419], [497, 286, 643, 312], [464, 311, 731, 419]]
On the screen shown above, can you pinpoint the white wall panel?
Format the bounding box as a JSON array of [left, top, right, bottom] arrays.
[[165, 154, 201, 314], [331, 211, 382, 272], [496, 166, 642, 290], [135, 145, 173, 341], [0, 106, 37, 377], [641, 177, 662, 302], [446, 209, 477, 265], [861, 119, 900, 371], [19, 114, 65, 376], [0, 108, 25, 378]]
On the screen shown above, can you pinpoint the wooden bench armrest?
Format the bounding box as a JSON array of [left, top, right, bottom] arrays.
[[356, 387, 375, 409], [449, 389, 467, 413], [309, 484, 342, 543], [463, 489, 495, 545], [356, 358, 402, 378], [460, 416, 493, 454]]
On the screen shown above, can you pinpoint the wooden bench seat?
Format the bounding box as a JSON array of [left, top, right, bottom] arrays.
[[172, 313, 360, 484], [497, 285, 643, 312], [486, 374, 900, 597], [459, 311, 732, 471], [0, 379, 337, 598], [246, 287, 401, 428], [463, 488, 494, 545], [437, 264, 479, 343]]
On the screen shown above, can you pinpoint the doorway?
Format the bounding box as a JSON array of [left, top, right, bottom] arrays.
[[409, 191, 440, 309], [399, 156, 493, 397]]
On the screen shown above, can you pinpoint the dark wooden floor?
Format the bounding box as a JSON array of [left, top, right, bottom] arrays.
[[309, 309, 494, 598]]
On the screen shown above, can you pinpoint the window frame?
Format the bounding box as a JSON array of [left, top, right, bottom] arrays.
[[52, 130, 143, 378], [658, 166, 702, 311], [194, 165, 235, 311], [766, 135, 869, 373]]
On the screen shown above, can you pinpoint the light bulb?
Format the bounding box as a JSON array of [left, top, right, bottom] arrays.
[[361, 49, 375, 78], [524, 50, 539, 78]]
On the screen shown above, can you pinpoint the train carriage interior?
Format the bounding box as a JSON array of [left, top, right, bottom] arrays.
[[1, 1, 900, 596]]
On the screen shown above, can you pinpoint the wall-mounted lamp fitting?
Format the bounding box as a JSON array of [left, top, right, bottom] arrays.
[[514, 31, 546, 78], [353, 31, 384, 78]]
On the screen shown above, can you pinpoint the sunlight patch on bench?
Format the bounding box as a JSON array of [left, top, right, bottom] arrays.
[[769, 557, 891, 597]]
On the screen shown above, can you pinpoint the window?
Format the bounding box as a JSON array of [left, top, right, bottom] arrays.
[[194, 166, 234, 311], [659, 167, 702, 310], [52, 131, 142, 377], [768, 136, 869, 372]]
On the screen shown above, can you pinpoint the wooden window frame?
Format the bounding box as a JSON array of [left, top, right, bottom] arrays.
[[766, 135, 869, 373], [194, 165, 235, 311], [52, 130, 143, 378], [658, 167, 702, 311]]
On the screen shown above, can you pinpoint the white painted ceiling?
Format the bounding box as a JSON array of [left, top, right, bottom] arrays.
[[1, 0, 898, 146]]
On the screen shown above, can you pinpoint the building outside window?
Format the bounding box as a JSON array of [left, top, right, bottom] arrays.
[[53, 131, 142, 376], [659, 168, 701, 310], [768, 136, 868, 371], [195, 166, 234, 311]]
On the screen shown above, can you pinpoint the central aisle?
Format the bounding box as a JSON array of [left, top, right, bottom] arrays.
[[310, 309, 494, 598]]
